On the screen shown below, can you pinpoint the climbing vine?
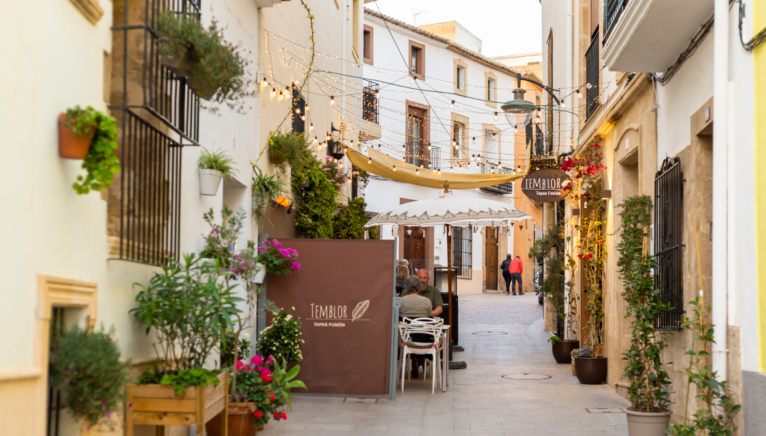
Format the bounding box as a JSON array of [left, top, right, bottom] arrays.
[[561, 142, 607, 356]]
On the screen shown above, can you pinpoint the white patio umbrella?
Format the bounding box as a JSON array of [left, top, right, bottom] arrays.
[[365, 190, 531, 347]]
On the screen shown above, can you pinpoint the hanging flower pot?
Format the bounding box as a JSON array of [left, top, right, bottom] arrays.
[[200, 168, 224, 196], [253, 263, 267, 284], [160, 47, 197, 79], [58, 113, 95, 159]]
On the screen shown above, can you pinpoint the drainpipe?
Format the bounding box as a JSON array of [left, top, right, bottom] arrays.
[[565, 0, 573, 155], [712, 0, 728, 381]]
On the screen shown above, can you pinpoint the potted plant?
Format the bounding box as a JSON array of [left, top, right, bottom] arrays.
[[155, 12, 253, 112], [251, 165, 286, 228], [199, 148, 237, 196], [562, 145, 608, 384], [291, 154, 340, 239], [267, 130, 312, 174], [49, 324, 129, 433], [255, 239, 301, 278], [60, 106, 120, 194], [667, 299, 741, 436], [617, 195, 674, 435], [530, 225, 579, 363], [127, 253, 242, 435]]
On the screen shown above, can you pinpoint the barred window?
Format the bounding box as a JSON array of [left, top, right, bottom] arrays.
[[654, 157, 684, 330], [452, 227, 472, 279]]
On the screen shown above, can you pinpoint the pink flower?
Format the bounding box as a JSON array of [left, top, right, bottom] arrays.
[[292, 262, 301, 270], [250, 355, 264, 365], [274, 412, 279, 419], [280, 412, 287, 420], [235, 361, 251, 371], [258, 247, 266, 252], [259, 367, 272, 376], [254, 411, 263, 418], [280, 249, 291, 258], [270, 395, 276, 401], [266, 356, 275, 364], [273, 240, 281, 248], [261, 374, 272, 382]]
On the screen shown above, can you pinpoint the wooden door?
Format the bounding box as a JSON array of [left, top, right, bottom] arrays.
[[404, 226, 426, 272], [485, 227, 498, 289]]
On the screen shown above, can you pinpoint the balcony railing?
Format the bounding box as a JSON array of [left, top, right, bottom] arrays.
[[430, 146, 441, 171], [363, 81, 379, 124], [604, 0, 629, 41], [111, 0, 201, 143], [480, 167, 514, 195]]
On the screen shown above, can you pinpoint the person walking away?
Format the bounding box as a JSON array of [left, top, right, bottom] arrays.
[[401, 269, 444, 317], [399, 275, 434, 378], [395, 265, 409, 295], [509, 255, 524, 295], [500, 254, 513, 295]]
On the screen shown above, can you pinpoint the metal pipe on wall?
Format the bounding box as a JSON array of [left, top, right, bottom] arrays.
[[712, 0, 729, 381]]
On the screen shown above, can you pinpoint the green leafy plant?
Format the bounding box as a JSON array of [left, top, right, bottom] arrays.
[[256, 239, 300, 275], [64, 106, 120, 194], [156, 12, 253, 113], [200, 205, 245, 273], [548, 335, 561, 345], [291, 155, 339, 238], [130, 253, 242, 375], [258, 307, 303, 364], [49, 325, 129, 428], [231, 356, 306, 426], [617, 195, 673, 412], [667, 299, 741, 436], [198, 148, 237, 176], [529, 225, 568, 338], [251, 165, 286, 227], [221, 329, 251, 369], [322, 156, 349, 187], [332, 197, 372, 239], [268, 130, 312, 174], [160, 367, 221, 397]]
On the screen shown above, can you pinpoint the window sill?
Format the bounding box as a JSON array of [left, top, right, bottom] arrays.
[[70, 0, 103, 24]]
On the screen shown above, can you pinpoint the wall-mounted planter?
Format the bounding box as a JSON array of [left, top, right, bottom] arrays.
[[253, 263, 267, 284], [58, 113, 94, 159], [200, 168, 224, 196]]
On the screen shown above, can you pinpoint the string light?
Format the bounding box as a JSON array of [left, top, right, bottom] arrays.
[[449, 100, 455, 109], [393, 165, 397, 171], [305, 104, 309, 111], [271, 88, 276, 98], [330, 96, 335, 105], [494, 112, 498, 121], [410, 76, 415, 84], [261, 78, 267, 87]]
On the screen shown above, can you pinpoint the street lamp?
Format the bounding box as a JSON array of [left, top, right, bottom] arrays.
[[501, 87, 535, 130]]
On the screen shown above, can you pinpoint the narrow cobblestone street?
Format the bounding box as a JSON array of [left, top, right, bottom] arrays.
[[260, 293, 630, 436]]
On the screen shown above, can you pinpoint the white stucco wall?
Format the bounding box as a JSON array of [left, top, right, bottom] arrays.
[[541, 0, 574, 153]]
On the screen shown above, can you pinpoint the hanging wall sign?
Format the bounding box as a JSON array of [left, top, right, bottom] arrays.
[[521, 168, 571, 202]]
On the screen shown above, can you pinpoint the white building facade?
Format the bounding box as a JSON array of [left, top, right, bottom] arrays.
[[361, 10, 530, 294]]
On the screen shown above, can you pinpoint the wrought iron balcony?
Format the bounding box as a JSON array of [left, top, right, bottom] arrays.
[[363, 81, 379, 124], [480, 167, 514, 195], [604, 0, 629, 41]]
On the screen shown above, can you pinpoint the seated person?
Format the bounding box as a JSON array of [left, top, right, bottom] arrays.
[[399, 275, 432, 319], [395, 265, 409, 295]]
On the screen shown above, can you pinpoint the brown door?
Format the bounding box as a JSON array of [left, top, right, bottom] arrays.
[[485, 227, 498, 289], [404, 226, 426, 272]]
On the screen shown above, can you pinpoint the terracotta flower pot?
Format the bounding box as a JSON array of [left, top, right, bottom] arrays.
[[574, 356, 607, 384], [206, 402, 258, 436], [58, 113, 94, 159], [626, 409, 672, 436], [552, 340, 580, 364]]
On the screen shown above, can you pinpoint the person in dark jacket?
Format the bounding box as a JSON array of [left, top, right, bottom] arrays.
[[500, 254, 513, 295]]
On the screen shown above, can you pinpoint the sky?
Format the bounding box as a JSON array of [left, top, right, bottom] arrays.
[[371, 0, 543, 58]]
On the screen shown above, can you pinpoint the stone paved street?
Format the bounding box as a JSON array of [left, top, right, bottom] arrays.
[[260, 293, 630, 436]]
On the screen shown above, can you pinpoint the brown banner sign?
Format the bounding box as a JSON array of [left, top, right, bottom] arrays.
[[521, 168, 571, 202], [267, 239, 395, 396]]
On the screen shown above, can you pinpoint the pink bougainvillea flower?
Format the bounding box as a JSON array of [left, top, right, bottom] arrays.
[[254, 411, 263, 418], [273, 239, 281, 248], [264, 240, 270, 245], [292, 262, 301, 270], [250, 355, 264, 365], [258, 247, 266, 252], [235, 361, 251, 371]]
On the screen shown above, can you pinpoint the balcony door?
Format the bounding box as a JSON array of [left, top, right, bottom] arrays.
[[485, 227, 499, 290], [406, 101, 430, 168]]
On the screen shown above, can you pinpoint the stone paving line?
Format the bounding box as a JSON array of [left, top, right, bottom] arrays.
[[259, 293, 630, 436]]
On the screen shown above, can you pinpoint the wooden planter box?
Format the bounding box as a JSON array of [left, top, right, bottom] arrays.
[[125, 372, 228, 436]]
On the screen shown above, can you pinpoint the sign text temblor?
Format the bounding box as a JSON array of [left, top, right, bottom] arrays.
[[521, 168, 572, 202]]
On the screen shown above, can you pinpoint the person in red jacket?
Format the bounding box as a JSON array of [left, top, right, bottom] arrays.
[[509, 256, 524, 295]]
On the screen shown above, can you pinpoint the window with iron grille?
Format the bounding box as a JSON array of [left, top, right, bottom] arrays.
[[480, 167, 513, 195], [452, 123, 461, 158], [604, 0, 630, 41], [363, 81, 379, 123], [117, 110, 184, 265], [585, 30, 600, 119], [292, 88, 305, 133], [429, 145, 441, 171], [452, 227, 472, 279], [654, 156, 684, 330]]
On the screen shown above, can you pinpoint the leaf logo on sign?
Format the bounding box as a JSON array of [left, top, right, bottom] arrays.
[[351, 300, 370, 322]]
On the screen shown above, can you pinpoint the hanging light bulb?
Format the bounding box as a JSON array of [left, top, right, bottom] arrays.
[[393, 165, 397, 171], [450, 100, 455, 109], [330, 96, 335, 105], [271, 88, 276, 98], [368, 157, 372, 164], [375, 92, 380, 99], [586, 83, 593, 89], [416, 168, 419, 175], [560, 100, 566, 109], [472, 137, 476, 145], [301, 115, 306, 121], [295, 108, 301, 114], [494, 112, 498, 121], [498, 164, 503, 169], [514, 126, 518, 133], [577, 89, 582, 98], [278, 92, 283, 101], [410, 76, 415, 84], [309, 123, 314, 131], [438, 170, 441, 175], [450, 167, 453, 172], [305, 104, 310, 111], [261, 77, 267, 87]]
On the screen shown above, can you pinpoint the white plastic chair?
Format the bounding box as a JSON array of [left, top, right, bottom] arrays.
[[399, 317, 443, 393]]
